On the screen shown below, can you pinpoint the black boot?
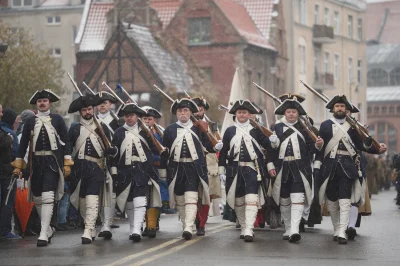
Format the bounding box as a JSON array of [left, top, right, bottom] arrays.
[[182, 231, 192, 240], [196, 227, 205, 236], [338, 237, 348, 244], [289, 233, 301, 243], [299, 218, 306, 233], [346, 227, 357, 240]]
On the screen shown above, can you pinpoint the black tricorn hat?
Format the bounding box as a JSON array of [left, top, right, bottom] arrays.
[[274, 97, 307, 115], [29, 89, 61, 104], [228, 100, 263, 115], [191, 97, 210, 110], [170, 98, 199, 114], [278, 93, 305, 103], [141, 106, 162, 118], [97, 91, 117, 104], [68, 94, 103, 113], [325, 94, 353, 110], [117, 103, 147, 117]]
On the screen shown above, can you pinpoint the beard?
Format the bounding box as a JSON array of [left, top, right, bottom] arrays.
[[333, 111, 346, 119], [83, 114, 93, 120]]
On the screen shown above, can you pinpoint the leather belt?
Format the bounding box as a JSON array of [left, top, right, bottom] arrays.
[[179, 158, 194, 163], [239, 161, 255, 167], [34, 151, 53, 156], [337, 150, 351, 156], [84, 155, 104, 168], [284, 156, 296, 161]]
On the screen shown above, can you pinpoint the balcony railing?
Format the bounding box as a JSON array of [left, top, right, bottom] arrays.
[[314, 72, 335, 90], [313, 25, 335, 44]]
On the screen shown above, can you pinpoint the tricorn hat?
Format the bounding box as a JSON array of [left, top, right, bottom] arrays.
[[97, 91, 117, 104], [191, 96, 210, 110], [325, 94, 353, 110], [228, 100, 263, 115], [141, 106, 162, 118], [29, 89, 61, 104], [278, 93, 305, 103], [274, 97, 307, 115], [117, 103, 147, 117], [68, 94, 103, 113], [170, 98, 199, 114]]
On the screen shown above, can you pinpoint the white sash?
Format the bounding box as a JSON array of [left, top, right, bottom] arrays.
[[120, 126, 149, 164], [75, 122, 104, 159], [324, 119, 357, 158], [33, 116, 63, 151], [170, 124, 202, 162], [98, 114, 114, 135], [230, 125, 262, 161]]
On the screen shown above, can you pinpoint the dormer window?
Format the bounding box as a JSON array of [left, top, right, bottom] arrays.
[[12, 0, 33, 7], [188, 17, 211, 45]]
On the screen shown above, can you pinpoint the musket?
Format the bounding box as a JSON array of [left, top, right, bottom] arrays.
[[217, 103, 273, 137], [153, 84, 219, 147], [300, 79, 381, 151], [67, 73, 111, 149], [103, 82, 168, 156], [183, 90, 222, 141], [252, 82, 318, 141], [82, 81, 120, 121]]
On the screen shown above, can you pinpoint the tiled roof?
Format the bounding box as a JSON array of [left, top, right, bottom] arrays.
[[125, 24, 192, 92], [150, 0, 182, 29], [76, 1, 113, 52], [366, 1, 400, 43], [367, 86, 400, 102], [214, 0, 275, 51]]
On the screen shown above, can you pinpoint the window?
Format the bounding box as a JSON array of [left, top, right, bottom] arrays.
[[390, 106, 395, 114], [334, 11, 340, 34], [334, 53, 340, 80], [299, 45, 306, 74], [298, 0, 306, 25], [368, 68, 389, 86], [314, 47, 321, 75], [390, 68, 400, 86], [47, 16, 61, 25], [367, 106, 372, 114], [374, 106, 379, 114], [324, 52, 330, 73], [348, 15, 353, 38], [357, 60, 362, 84], [188, 18, 211, 45], [314, 5, 319, 24], [324, 8, 330, 26], [201, 67, 213, 82], [247, 70, 252, 90], [72, 26, 77, 44], [348, 57, 353, 83], [357, 18, 363, 41], [12, 0, 32, 7], [49, 48, 61, 57], [397, 106, 400, 114], [382, 106, 387, 114]]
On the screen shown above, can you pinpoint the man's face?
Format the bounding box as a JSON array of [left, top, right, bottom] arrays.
[[98, 100, 112, 114], [142, 116, 156, 127], [284, 108, 299, 123], [80, 106, 94, 120], [124, 113, 138, 126], [176, 107, 191, 123], [333, 103, 347, 119], [235, 109, 251, 123], [194, 106, 205, 119], [36, 98, 51, 112], [0, 105, 3, 120]]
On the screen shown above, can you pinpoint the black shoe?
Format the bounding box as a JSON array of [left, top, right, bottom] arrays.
[[148, 228, 156, 238], [195, 219, 200, 230], [110, 224, 120, 229], [37, 239, 48, 247], [196, 227, 205, 236], [258, 222, 265, 228], [283, 235, 289, 240], [289, 233, 301, 243], [244, 235, 254, 242], [346, 227, 357, 240], [338, 237, 347, 244], [131, 234, 141, 242], [56, 223, 68, 231], [98, 231, 105, 238], [299, 218, 306, 233], [81, 237, 92, 245], [333, 236, 338, 242], [102, 231, 112, 240], [156, 220, 160, 231], [182, 231, 192, 240], [142, 228, 149, 237]]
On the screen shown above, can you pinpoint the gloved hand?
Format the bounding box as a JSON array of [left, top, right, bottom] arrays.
[[214, 140, 223, 151], [219, 174, 226, 185], [106, 146, 118, 157], [63, 158, 74, 178], [11, 159, 27, 176], [17, 178, 24, 189], [269, 134, 278, 144], [364, 136, 373, 147]]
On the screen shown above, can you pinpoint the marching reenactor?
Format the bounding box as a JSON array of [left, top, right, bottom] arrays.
[[68, 94, 117, 244], [314, 94, 387, 244], [111, 103, 161, 243], [218, 100, 272, 242], [159, 98, 221, 240], [12, 89, 73, 247], [96, 91, 121, 239], [192, 96, 221, 236], [268, 96, 324, 243]]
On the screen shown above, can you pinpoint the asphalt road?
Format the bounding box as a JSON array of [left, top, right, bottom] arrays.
[[1, 189, 399, 266]]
